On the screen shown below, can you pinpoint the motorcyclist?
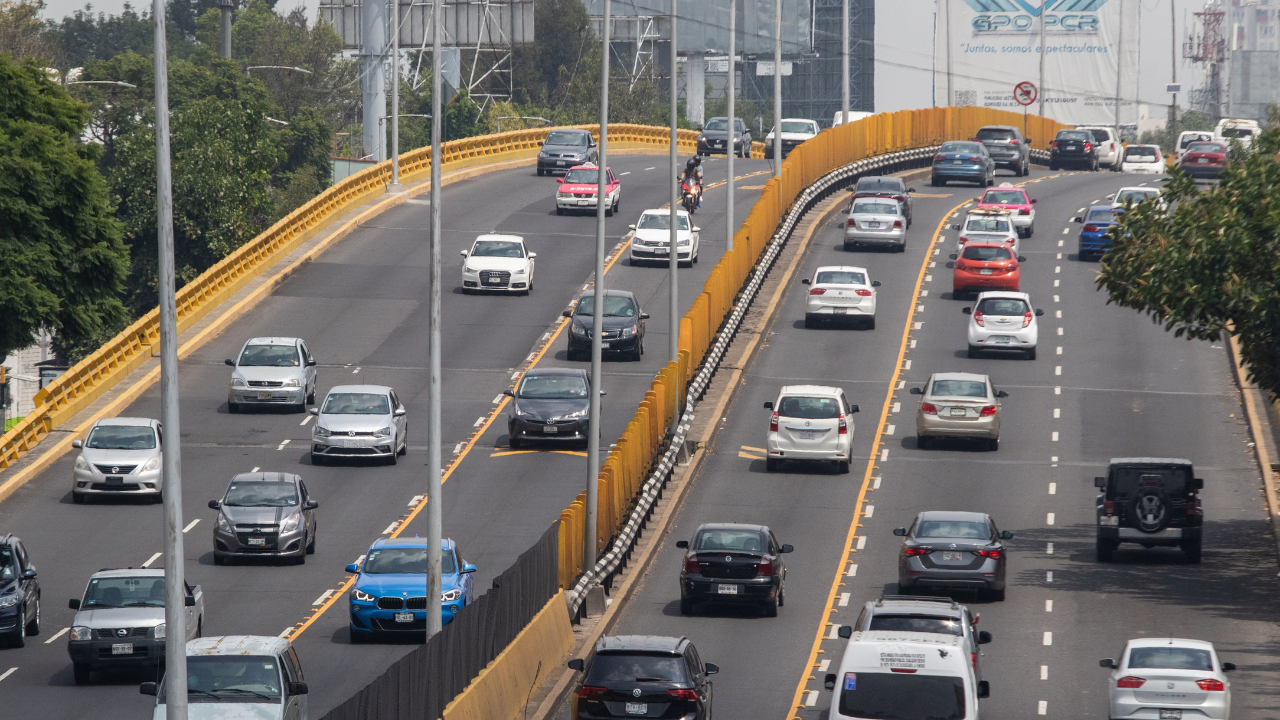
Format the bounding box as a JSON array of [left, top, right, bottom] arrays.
[[681, 156, 704, 208]]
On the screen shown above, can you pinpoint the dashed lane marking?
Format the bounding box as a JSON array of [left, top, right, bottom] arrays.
[[1048, 482, 1056, 495], [873, 476, 882, 489], [819, 659, 831, 672], [473, 417, 486, 427], [300, 415, 312, 426], [382, 521, 399, 535], [1043, 631, 1053, 645], [880, 449, 889, 461], [492, 395, 503, 404], [864, 505, 874, 518], [0, 668, 15, 683], [892, 402, 901, 413], [1046, 512, 1055, 525], [1046, 543, 1054, 554], [838, 593, 851, 607], [277, 439, 290, 450], [1057, 327, 1063, 336], [1052, 431, 1059, 441], [1056, 346, 1063, 355], [1055, 366, 1062, 376], [251, 466, 260, 472], [1046, 599, 1054, 612], [856, 536, 867, 550], [352, 367, 361, 374], [1041, 665, 1048, 679], [1053, 408, 1060, 418], [1062, 228, 1069, 234], [885, 424, 895, 435], [828, 625, 840, 639], [142, 552, 162, 568], [1047, 571, 1054, 582], [312, 590, 334, 606], [453, 442, 463, 455], [45, 627, 69, 644], [846, 563, 858, 577], [183, 519, 200, 533], [805, 691, 819, 707], [1039, 700, 1048, 715]]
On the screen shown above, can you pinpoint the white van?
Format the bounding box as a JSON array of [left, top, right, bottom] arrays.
[[1214, 118, 1261, 149], [141, 636, 309, 720], [834, 111, 873, 127], [824, 629, 986, 719], [1175, 131, 1214, 161]]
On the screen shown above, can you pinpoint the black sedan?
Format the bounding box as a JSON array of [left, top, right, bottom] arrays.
[[505, 368, 592, 448], [563, 289, 648, 362], [1049, 129, 1098, 171], [677, 523, 791, 616], [697, 116, 752, 157], [568, 635, 718, 720], [0, 534, 40, 647]]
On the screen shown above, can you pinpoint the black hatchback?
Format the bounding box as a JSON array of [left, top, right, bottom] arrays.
[[677, 523, 792, 616], [1049, 130, 1098, 171], [569, 635, 718, 720]]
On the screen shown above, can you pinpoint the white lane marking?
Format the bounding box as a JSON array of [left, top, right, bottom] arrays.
[[916, 304, 924, 313], [1046, 571, 1054, 582], [1058, 239, 1063, 247], [473, 417, 486, 427], [453, 443, 463, 455], [312, 590, 334, 606], [892, 402, 901, 413], [492, 395, 503, 404], [880, 449, 889, 461], [873, 476, 882, 489], [934, 247, 942, 255], [1038, 700, 1048, 715], [1054, 266, 1061, 274], [1053, 295, 1060, 302], [300, 415, 313, 426], [1041, 665, 1049, 680], [828, 625, 840, 639], [251, 466, 260, 472], [1076, 207, 1085, 213], [864, 505, 875, 518], [1048, 482, 1057, 495], [1046, 512, 1055, 525], [1054, 386, 1061, 394], [805, 690, 819, 707], [1057, 253, 1062, 260], [897, 381, 905, 389], [409, 495, 424, 506], [909, 339, 917, 349], [913, 322, 923, 330], [857, 536, 867, 550], [1055, 310, 1062, 318], [1057, 327, 1063, 336], [1062, 227, 1070, 234], [1051, 456, 1058, 463], [1043, 631, 1053, 646], [645, 166, 656, 171], [1053, 408, 1060, 418], [920, 290, 929, 297], [819, 660, 831, 673], [1046, 599, 1054, 612], [277, 439, 290, 450], [352, 367, 361, 374], [512, 371, 520, 380], [846, 563, 858, 577], [620, 171, 631, 176], [1056, 346, 1063, 355], [928, 261, 936, 268], [142, 552, 163, 568], [925, 274, 932, 282], [183, 519, 200, 533], [1046, 542, 1054, 555], [885, 424, 895, 435], [354, 554, 365, 566], [1051, 431, 1059, 441], [838, 593, 851, 607], [903, 360, 912, 370], [45, 627, 70, 644], [0, 668, 15, 683], [382, 522, 399, 535]]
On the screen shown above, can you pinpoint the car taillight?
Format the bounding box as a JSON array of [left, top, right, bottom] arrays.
[[1084, 142, 1093, 151], [892, 195, 906, 203], [1049, 140, 1058, 149], [809, 288, 826, 295], [975, 549, 1002, 557], [1009, 139, 1020, 145], [578, 685, 608, 698], [757, 557, 774, 576], [1019, 208, 1030, 215], [668, 689, 700, 701], [921, 402, 938, 415], [1196, 679, 1225, 691], [1022, 312, 1033, 328], [954, 260, 968, 270], [1006, 238, 1016, 245], [1186, 499, 1198, 515], [958, 236, 969, 245], [934, 154, 947, 163], [847, 218, 856, 227], [973, 311, 985, 327], [1116, 676, 1146, 689], [972, 652, 978, 670], [1104, 500, 1116, 515], [1083, 224, 1099, 233], [904, 547, 928, 555], [685, 555, 700, 573], [979, 405, 997, 417], [838, 414, 848, 434], [967, 156, 982, 162], [770, 412, 779, 432], [855, 288, 873, 297], [893, 219, 903, 229]]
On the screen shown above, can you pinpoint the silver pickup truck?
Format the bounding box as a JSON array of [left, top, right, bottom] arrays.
[[67, 568, 204, 684]]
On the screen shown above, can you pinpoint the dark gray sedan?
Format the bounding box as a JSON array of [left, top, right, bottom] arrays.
[[536, 128, 598, 176], [210, 472, 318, 565], [505, 368, 592, 448], [894, 511, 1012, 600], [698, 116, 752, 157]]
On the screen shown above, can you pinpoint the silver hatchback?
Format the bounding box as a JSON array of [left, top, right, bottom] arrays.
[[226, 337, 317, 413], [310, 385, 408, 465], [209, 472, 318, 565]]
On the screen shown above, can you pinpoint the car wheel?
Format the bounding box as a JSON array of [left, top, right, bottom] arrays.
[[398, 432, 408, 455], [837, 460, 850, 474], [987, 436, 1000, 452], [153, 492, 164, 505], [1182, 539, 1203, 564], [294, 545, 306, 565], [387, 449, 397, 466], [763, 598, 779, 618], [1026, 224, 1034, 238], [842, 242, 854, 252], [536, 167, 544, 177], [630, 342, 643, 362], [967, 345, 979, 359], [1026, 348, 1037, 360], [25, 598, 39, 636], [896, 581, 914, 594], [214, 554, 226, 566], [72, 491, 86, 504], [680, 596, 694, 615], [865, 317, 876, 330], [10, 613, 25, 647], [1049, 162, 1059, 171], [1096, 537, 1116, 562], [73, 663, 92, 685], [295, 401, 306, 414], [196, 617, 202, 638], [555, 207, 563, 216], [931, 176, 941, 187], [509, 433, 522, 449], [765, 458, 779, 472], [307, 529, 316, 554], [605, 203, 613, 217], [307, 387, 315, 405], [349, 628, 369, 644], [228, 402, 239, 413]]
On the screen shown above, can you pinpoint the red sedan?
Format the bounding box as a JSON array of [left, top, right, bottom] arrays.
[[555, 164, 621, 216], [1178, 141, 1227, 179], [952, 241, 1022, 298]]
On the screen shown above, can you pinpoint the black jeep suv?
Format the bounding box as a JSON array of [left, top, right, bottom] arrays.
[[1095, 458, 1204, 563]]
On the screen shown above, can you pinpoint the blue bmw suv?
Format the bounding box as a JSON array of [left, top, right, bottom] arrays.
[[1074, 205, 1120, 260], [346, 537, 475, 642]]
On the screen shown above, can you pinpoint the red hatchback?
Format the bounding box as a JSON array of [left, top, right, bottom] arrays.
[[952, 242, 1022, 298], [1179, 141, 1227, 179]]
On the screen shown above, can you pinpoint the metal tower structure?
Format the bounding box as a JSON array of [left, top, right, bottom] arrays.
[[1184, 4, 1226, 119]]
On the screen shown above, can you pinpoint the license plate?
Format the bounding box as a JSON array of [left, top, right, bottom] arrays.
[[257, 391, 273, 399], [106, 476, 123, 485], [979, 268, 994, 275], [557, 160, 566, 166], [542, 426, 558, 434], [834, 307, 848, 314], [1197, 158, 1208, 164], [1099, 515, 1119, 526], [394, 612, 414, 623], [578, 200, 589, 206], [626, 702, 648, 715], [248, 537, 266, 546], [1159, 711, 1182, 720], [949, 408, 966, 417], [1067, 145, 1079, 151], [866, 221, 881, 228], [798, 431, 817, 440], [717, 584, 738, 595], [952, 160, 962, 165], [600, 342, 611, 349], [943, 552, 964, 561], [654, 248, 669, 255], [343, 439, 361, 448], [994, 336, 1013, 344], [111, 643, 133, 655]]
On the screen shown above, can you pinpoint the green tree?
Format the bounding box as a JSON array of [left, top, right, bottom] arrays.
[[1097, 114, 1280, 395], [1, 0, 62, 64], [511, 0, 592, 104], [0, 54, 129, 361]]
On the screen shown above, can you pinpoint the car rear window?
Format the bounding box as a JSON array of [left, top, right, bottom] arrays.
[[929, 379, 987, 398], [1109, 466, 1190, 497], [1114, 189, 1159, 205], [976, 298, 1028, 316], [815, 270, 867, 285], [965, 217, 1010, 233], [852, 201, 898, 215], [1180, 134, 1211, 149], [1187, 142, 1224, 154], [1128, 647, 1212, 670], [778, 396, 841, 419], [1086, 209, 1115, 224], [855, 177, 902, 192], [939, 141, 982, 154], [587, 653, 689, 684], [838, 672, 965, 720], [1221, 127, 1255, 138], [976, 128, 1016, 141], [694, 529, 766, 552], [1056, 131, 1091, 142], [1124, 146, 1160, 160], [868, 615, 963, 635], [916, 520, 991, 539], [1084, 128, 1111, 142], [981, 190, 1026, 204], [961, 246, 1013, 262]]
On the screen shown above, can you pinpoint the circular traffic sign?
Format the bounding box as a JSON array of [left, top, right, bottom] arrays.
[[1014, 81, 1038, 106]]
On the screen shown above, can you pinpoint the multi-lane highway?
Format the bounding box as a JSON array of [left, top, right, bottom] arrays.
[[0, 152, 774, 717], [568, 167, 1280, 719]]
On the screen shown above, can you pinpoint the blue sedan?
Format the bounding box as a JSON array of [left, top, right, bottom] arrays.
[[346, 537, 476, 642], [1074, 205, 1120, 260], [931, 140, 996, 187]]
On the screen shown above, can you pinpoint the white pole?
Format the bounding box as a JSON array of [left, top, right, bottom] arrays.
[[726, 0, 735, 252], [1038, 0, 1046, 117], [773, 0, 782, 175], [841, 0, 849, 123], [586, 0, 610, 571], [669, 0, 679, 365], [425, 0, 443, 638], [390, 0, 400, 187], [946, 0, 954, 105], [1115, 0, 1125, 131]]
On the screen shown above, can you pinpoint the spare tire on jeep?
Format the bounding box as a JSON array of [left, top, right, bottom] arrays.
[[1130, 487, 1170, 534]]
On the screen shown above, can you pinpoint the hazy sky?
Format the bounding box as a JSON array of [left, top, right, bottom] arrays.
[[39, 0, 1212, 115]]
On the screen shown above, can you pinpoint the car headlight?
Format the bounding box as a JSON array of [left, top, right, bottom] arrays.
[[70, 625, 92, 641], [216, 514, 232, 533], [141, 456, 160, 472], [153, 623, 166, 640], [375, 426, 392, 438], [279, 514, 301, 533], [282, 379, 300, 387], [314, 425, 331, 438], [570, 323, 586, 335], [441, 588, 462, 602], [351, 588, 375, 602], [0, 593, 19, 609], [678, 237, 690, 246], [74, 455, 90, 471], [621, 324, 638, 337], [556, 409, 589, 421], [231, 378, 247, 388], [514, 267, 527, 274], [464, 265, 478, 273]]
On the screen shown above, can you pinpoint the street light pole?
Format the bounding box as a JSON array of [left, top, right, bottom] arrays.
[[153, 0, 188, 716], [841, 0, 849, 124], [586, 0, 611, 572], [669, 0, 679, 365], [726, 0, 735, 253], [390, 0, 401, 188], [1038, 0, 1046, 118], [219, 0, 233, 58], [425, 0, 443, 639], [772, 0, 782, 176]]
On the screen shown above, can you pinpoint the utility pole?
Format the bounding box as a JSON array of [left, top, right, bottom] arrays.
[[1038, 0, 1046, 117], [218, 0, 233, 58], [1115, 0, 1125, 130], [586, 0, 610, 571], [390, 0, 401, 187], [1170, 0, 1179, 134], [841, 0, 849, 123], [425, 0, 443, 639], [361, 0, 387, 161], [153, 0, 187, 715], [946, 0, 954, 106], [726, 0, 735, 252], [772, 0, 782, 175], [669, 0, 679, 365]]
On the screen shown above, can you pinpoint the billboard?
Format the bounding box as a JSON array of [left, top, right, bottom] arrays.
[[934, 0, 1139, 125]]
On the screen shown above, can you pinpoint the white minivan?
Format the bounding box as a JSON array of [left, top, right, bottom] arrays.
[[764, 385, 858, 474], [1214, 118, 1261, 149], [142, 636, 309, 720], [825, 629, 987, 719]]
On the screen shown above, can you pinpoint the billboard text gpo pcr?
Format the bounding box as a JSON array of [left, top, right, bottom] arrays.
[[965, 0, 1108, 34]]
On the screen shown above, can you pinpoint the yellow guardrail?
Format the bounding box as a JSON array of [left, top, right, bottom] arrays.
[[555, 106, 1071, 588], [0, 123, 727, 473]]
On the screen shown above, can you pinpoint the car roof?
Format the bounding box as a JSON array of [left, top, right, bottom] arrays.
[[694, 522, 769, 534], [1125, 638, 1216, 651], [92, 567, 165, 579], [778, 384, 842, 397], [94, 417, 157, 427], [639, 207, 691, 217], [578, 289, 636, 299], [982, 184, 1027, 195], [474, 234, 524, 244], [917, 510, 990, 523], [1087, 204, 1116, 214], [244, 337, 300, 346], [1116, 186, 1160, 193], [813, 265, 870, 275], [187, 635, 291, 657], [228, 471, 300, 484], [325, 384, 393, 395], [1109, 457, 1194, 467], [977, 124, 1017, 130], [871, 595, 964, 616], [781, 117, 816, 124], [976, 291, 1031, 302], [929, 372, 989, 383], [523, 367, 589, 378], [369, 536, 457, 551], [596, 635, 687, 654], [548, 128, 591, 136], [1124, 145, 1161, 151]]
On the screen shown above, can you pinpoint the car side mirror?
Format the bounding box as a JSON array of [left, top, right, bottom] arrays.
[[824, 673, 837, 691], [1000, 530, 1014, 540], [763, 401, 773, 409], [208, 500, 221, 509], [1018, 256, 1027, 262], [1027, 139, 1033, 144], [1222, 662, 1236, 672], [1100, 658, 1117, 669], [996, 390, 1008, 398], [628, 224, 636, 230], [849, 405, 859, 414], [306, 358, 317, 366], [780, 544, 794, 554], [289, 682, 309, 695], [907, 187, 916, 193], [893, 527, 907, 536], [224, 359, 235, 367], [537, 141, 544, 146], [640, 312, 650, 319], [562, 309, 573, 318], [1072, 216, 1083, 223], [978, 631, 993, 644], [20, 568, 35, 579], [1193, 477, 1204, 490], [1094, 477, 1106, 488], [962, 307, 972, 314], [305, 500, 319, 510], [69, 598, 81, 610], [309, 407, 319, 416], [949, 254, 958, 260], [394, 407, 407, 417], [908, 387, 923, 395], [185, 596, 195, 607], [140, 682, 158, 696], [951, 223, 961, 230], [801, 278, 811, 285], [462, 563, 477, 574], [977, 680, 990, 699], [871, 281, 881, 287], [345, 563, 359, 574], [72, 440, 83, 449], [528, 252, 537, 259], [704, 662, 719, 676], [693, 227, 700, 232], [568, 658, 585, 671], [503, 389, 514, 397], [460, 249, 468, 257], [1035, 309, 1044, 316], [1031, 198, 1038, 204], [556, 177, 564, 183], [837, 625, 853, 639], [675, 540, 689, 549]]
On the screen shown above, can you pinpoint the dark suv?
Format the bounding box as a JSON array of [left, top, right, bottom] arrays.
[[0, 534, 41, 647], [568, 635, 718, 720], [852, 176, 914, 228], [676, 523, 792, 616], [1049, 130, 1098, 171], [974, 125, 1031, 176], [1095, 457, 1204, 563]]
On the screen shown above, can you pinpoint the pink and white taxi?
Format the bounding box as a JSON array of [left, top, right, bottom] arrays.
[[976, 183, 1037, 239]]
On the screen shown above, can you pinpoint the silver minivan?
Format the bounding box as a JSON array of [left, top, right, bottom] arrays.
[[142, 635, 309, 720]]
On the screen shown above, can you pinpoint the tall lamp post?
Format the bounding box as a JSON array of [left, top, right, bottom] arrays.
[[726, 0, 736, 252], [668, 0, 679, 366], [586, 0, 611, 572], [425, 0, 444, 639], [772, 0, 782, 176]]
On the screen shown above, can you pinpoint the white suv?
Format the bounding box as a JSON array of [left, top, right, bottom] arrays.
[[1077, 126, 1122, 169], [764, 385, 858, 473], [963, 291, 1043, 360]]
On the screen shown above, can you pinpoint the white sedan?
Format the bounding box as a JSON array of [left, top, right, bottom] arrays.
[[628, 209, 699, 266], [763, 385, 858, 474], [460, 234, 535, 294], [1102, 638, 1234, 719], [801, 266, 880, 329], [955, 209, 1019, 255], [964, 291, 1042, 360]]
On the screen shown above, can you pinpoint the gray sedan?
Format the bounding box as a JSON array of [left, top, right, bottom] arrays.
[[505, 368, 593, 448], [843, 198, 906, 252], [226, 337, 317, 413], [894, 511, 1013, 600], [209, 472, 318, 565], [310, 385, 408, 465], [536, 128, 598, 176]]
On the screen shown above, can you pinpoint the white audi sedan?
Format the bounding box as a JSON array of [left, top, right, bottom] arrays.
[[628, 208, 699, 267], [801, 266, 880, 329], [954, 209, 1019, 255], [1102, 638, 1234, 720], [460, 234, 535, 294], [964, 291, 1043, 360], [763, 385, 858, 474]]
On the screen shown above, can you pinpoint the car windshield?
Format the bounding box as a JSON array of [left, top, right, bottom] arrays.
[[852, 202, 898, 215], [962, 246, 1013, 262], [703, 118, 729, 131], [471, 241, 525, 258], [545, 131, 588, 146], [86, 425, 156, 450], [518, 374, 589, 399], [965, 217, 1010, 233], [321, 393, 390, 415], [82, 576, 165, 608], [976, 128, 1016, 141], [694, 529, 766, 552], [1115, 190, 1159, 204], [815, 270, 867, 285], [1221, 127, 1254, 138], [916, 520, 991, 539], [238, 344, 298, 367], [586, 653, 689, 684], [981, 191, 1026, 204], [159, 656, 282, 703], [929, 379, 987, 398], [1187, 142, 1224, 154], [1109, 466, 1190, 497], [1128, 647, 1213, 670], [976, 298, 1029, 316], [0, 546, 14, 582], [781, 121, 815, 134], [1124, 147, 1159, 160], [1086, 209, 1115, 224], [839, 673, 965, 720], [1057, 131, 1091, 142], [869, 615, 963, 636], [636, 213, 690, 230], [362, 547, 458, 574], [939, 141, 981, 154], [778, 396, 840, 419], [224, 481, 298, 507], [563, 169, 600, 184], [576, 295, 637, 317]]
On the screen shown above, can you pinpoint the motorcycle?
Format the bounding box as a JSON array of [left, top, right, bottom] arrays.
[[680, 179, 701, 215]]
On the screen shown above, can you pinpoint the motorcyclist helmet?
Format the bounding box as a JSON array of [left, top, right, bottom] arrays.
[[686, 157, 697, 171]]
